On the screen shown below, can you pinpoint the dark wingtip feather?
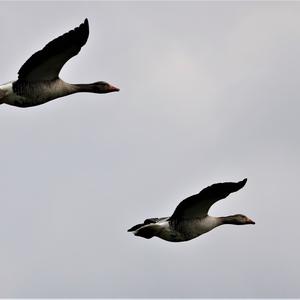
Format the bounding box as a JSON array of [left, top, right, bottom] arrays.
[[83, 18, 89, 33], [239, 178, 248, 188], [77, 18, 89, 45]]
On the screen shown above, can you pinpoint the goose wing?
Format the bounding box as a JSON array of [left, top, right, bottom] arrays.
[[170, 178, 247, 220], [18, 19, 89, 81]]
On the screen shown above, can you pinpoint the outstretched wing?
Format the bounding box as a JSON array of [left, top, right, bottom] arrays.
[[170, 178, 247, 220], [18, 19, 89, 81]]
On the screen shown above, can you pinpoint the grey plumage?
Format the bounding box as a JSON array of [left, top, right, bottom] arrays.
[[0, 19, 119, 108], [128, 179, 254, 242]]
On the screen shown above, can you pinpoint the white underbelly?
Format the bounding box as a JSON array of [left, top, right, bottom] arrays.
[[0, 81, 28, 107], [157, 221, 185, 242], [158, 217, 220, 242]]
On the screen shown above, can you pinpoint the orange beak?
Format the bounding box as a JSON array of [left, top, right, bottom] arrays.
[[108, 84, 120, 92], [247, 218, 255, 224]]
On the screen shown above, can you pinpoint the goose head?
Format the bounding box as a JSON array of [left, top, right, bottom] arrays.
[[222, 214, 255, 225], [91, 81, 120, 93]]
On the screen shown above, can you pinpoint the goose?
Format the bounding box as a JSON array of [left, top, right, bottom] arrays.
[[0, 19, 119, 108], [128, 178, 254, 242]]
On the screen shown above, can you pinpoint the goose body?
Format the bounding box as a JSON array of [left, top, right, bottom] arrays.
[[128, 179, 255, 242], [0, 19, 119, 108], [137, 216, 221, 242]]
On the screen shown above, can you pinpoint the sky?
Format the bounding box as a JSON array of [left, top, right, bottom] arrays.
[[0, 1, 299, 298]]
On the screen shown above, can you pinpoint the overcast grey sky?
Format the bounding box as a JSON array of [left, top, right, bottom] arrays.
[[0, 1, 299, 298]]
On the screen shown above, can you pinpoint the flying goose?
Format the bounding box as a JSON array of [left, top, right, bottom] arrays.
[[128, 178, 254, 242], [0, 19, 119, 108]]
